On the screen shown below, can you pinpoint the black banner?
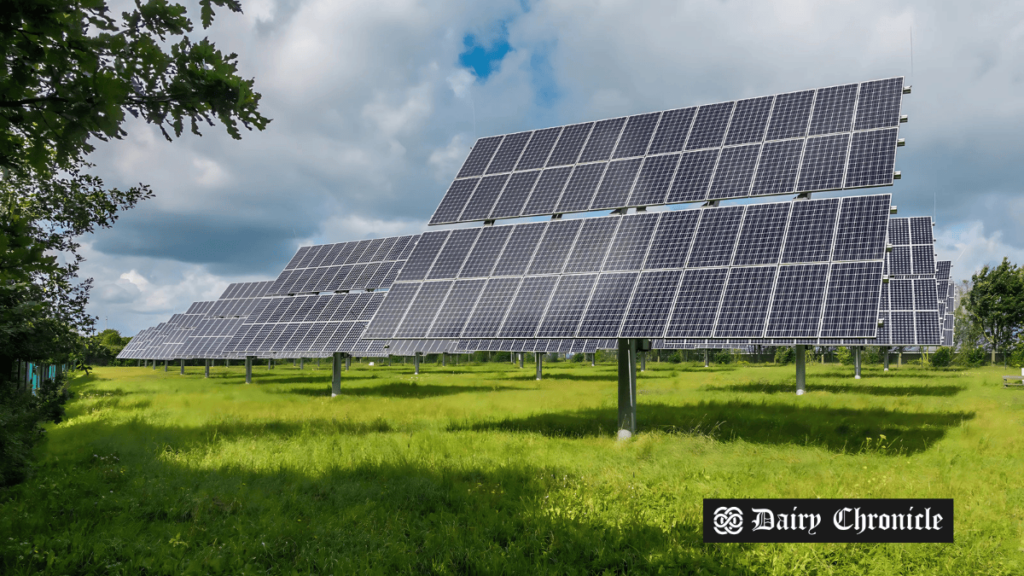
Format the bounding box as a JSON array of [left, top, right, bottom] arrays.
[[703, 499, 953, 543]]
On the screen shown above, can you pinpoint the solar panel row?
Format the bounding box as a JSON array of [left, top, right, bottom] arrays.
[[431, 77, 904, 225], [367, 194, 891, 341], [268, 235, 419, 296]]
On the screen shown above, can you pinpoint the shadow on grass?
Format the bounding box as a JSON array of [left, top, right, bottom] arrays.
[[29, 418, 756, 575], [450, 401, 973, 455], [808, 370, 962, 380], [276, 382, 530, 398], [712, 382, 966, 397]]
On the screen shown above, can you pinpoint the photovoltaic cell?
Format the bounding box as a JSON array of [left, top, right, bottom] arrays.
[[522, 167, 572, 216], [845, 128, 898, 188], [708, 144, 760, 199], [915, 311, 940, 345], [462, 278, 520, 337], [491, 223, 545, 276], [820, 261, 883, 337], [833, 195, 890, 261], [604, 212, 659, 271], [627, 154, 679, 206], [686, 102, 734, 150], [725, 96, 773, 145], [613, 112, 661, 158], [781, 198, 839, 263], [516, 127, 561, 171], [766, 90, 814, 141], [490, 171, 540, 219], [528, 220, 583, 275], [912, 245, 935, 275], [356, 238, 385, 263], [913, 279, 938, 311], [459, 226, 512, 278], [888, 218, 910, 246], [590, 158, 642, 210], [750, 139, 802, 196], [644, 210, 700, 270], [498, 276, 558, 337], [713, 266, 777, 337], [619, 270, 682, 337], [733, 202, 789, 266], [547, 123, 593, 167], [855, 78, 904, 130], [686, 207, 744, 268], [427, 280, 486, 337], [430, 179, 479, 225], [564, 218, 618, 273], [537, 274, 597, 337], [427, 228, 479, 280], [397, 231, 449, 282], [797, 134, 849, 192], [579, 118, 626, 163], [576, 273, 638, 337], [394, 281, 451, 338], [665, 268, 728, 337], [457, 136, 502, 178], [888, 246, 912, 275], [555, 163, 606, 213], [910, 217, 933, 245], [648, 108, 696, 154], [665, 150, 719, 203], [765, 264, 829, 337], [486, 132, 531, 174], [460, 175, 509, 221], [809, 84, 858, 135]]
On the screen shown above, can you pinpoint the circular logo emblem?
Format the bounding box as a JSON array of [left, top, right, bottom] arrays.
[[713, 506, 744, 535]]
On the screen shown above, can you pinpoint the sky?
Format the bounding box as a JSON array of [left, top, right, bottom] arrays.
[[80, 0, 1024, 336]]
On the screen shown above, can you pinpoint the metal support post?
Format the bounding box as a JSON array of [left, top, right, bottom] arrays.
[[269, 358, 274, 370], [591, 353, 595, 367], [884, 351, 889, 372], [854, 347, 862, 379], [414, 353, 420, 375], [704, 350, 709, 368], [152, 359, 156, 370], [180, 359, 185, 375], [137, 360, 141, 367], [795, 345, 806, 395], [299, 357, 304, 370], [536, 353, 543, 380], [204, 359, 210, 378], [245, 356, 254, 384], [345, 355, 351, 371], [331, 352, 342, 397], [442, 353, 446, 367], [617, 338, 638, 437], [163, 360, 168, 372]]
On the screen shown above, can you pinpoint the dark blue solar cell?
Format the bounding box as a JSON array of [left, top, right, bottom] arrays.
[[889, 279, 913, 310], [832, 194, 890, 261], [394, 281, 452, 338], [648, 108, 696, 155], [516, 127, 561, 171], [914, 279, 938, 311], [579, 117, 626, 163], [766, 90, 814, 140], [686, 206, 744, 268], [576, 273, 638, 337], [644, 210, 700, 269], [910, 217, 933, 245], [725, 96, 773, 145], [491, 222, 546, 276], [749, 139, 802, 197], [547, 123, 593, 167], [764, 264, 828, 337], [713, 266, 777, 338], [855, 78, 904, 130], [664, 150, 719, 203], [537, 274, 597, 338], [781, 198, 839, 263], [486, 132, 531, 174], [619, 270, 683, 338], [627, 154, 679, 206], [363, 283, 419, 338], [459, 225, 512, 278], [427, 228, 480, 280], [686, 102, 734, 150], [613, 112, 661, 158], [888, 218, 910, 246], [521, 167, 572, 216], [845, 128, 898, 188], [555, 163, 606, 213], [733, 202, 790, 266], [888, 246, 912, 275], [457, 136, 502, 178], [797, 134, 849, 192], [708, 144, 760, 199], [396, 231, 449, 282], [564, 217, 619, 274], [915, 311, 941, 345], [590, 158, 642, 210], [604, 212, 659, 271], [528, 219, 583, 275], [462, 278, 521, 337], [459, 175, 509, 221], [665, 268, 728, 338], [809, 84, 858, 135], [912, 245, 935, 275], [820, 261, 884, 338], [498, 276, 558, 337], [490, 171, 540, 219], [430, 179, 479, 225]]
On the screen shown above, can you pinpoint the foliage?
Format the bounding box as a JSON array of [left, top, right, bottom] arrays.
[[0, 373, 70, 487], [713, 349, 733, 364], [835, 347, 853, 365], [774, 346, 794, 365], [964, 258, 1024, 365], [930, 347, 953, 368], [0, 362, 1018, 574], [954, 346, 988, 367]]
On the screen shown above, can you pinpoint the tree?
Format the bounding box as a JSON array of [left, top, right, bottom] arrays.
[[1, 0, 268, 484], [964, 259, 1024, 367]]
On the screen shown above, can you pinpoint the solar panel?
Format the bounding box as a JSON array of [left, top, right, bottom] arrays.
[[370, 194, 890, 342], [430, 77, 905, 224]]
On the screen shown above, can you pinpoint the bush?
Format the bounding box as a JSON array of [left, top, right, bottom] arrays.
[[835, 347, 853, 365], [954, 346, 987, 367], [931, 347, 953, 368], [0, 373, 71, 487], [774, 347, 794, 365], [713, 350, 733, 364]]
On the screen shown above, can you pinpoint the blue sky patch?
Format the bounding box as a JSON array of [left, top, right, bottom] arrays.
[[459, 26, 512, 80]]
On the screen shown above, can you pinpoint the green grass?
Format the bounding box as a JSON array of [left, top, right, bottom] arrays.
[[2, 358, 1023, 574]]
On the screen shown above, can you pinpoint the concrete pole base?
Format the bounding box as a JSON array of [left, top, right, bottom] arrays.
[[617, 429, 632, 441]]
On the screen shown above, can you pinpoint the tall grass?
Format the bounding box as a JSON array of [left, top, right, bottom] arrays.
[[1, 359, 1021, 574]]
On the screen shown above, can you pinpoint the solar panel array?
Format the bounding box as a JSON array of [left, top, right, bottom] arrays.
[[431, 78, 905, 225], [936, 260, 955, 346], [875, 217, 940, 346], [117, 305, 214, 360], [268, 236, 418, 296], [366, 194, 891, 342]]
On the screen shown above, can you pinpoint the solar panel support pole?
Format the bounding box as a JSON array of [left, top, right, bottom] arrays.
[[795, 345, 806, 395], [640, 352, 646, 372], [299, 358, 304, 370], [591, 353, 595, 367], [245, 356, 254, 384], [442, 353, 446, 367], [152, 360, 156, 370], [163, 360, 168, 372], [345, 355, 351, 372], [519, 353, 523, 369], [854, 347, 862, 379], [180, 359, 184, 375], [884, 351, 889, 372], [704, 350, 709, 368], [204, 359, 210, 378], [536, 354, 543, 380], [331, 352, 342, 397], [617, 338, 638, 438], [414, 353, 420, 375]]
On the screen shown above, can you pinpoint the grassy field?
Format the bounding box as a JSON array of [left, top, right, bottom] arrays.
[[1, 357, 1022, 575]]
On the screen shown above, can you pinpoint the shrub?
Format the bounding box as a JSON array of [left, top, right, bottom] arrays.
[[774, 347, 794, 365], [0, 373, 71, 487], [954, 346, 987, 367], [835, 347, 853, 365], [931, 347, 953, 368], [713, 350, 733, 364]]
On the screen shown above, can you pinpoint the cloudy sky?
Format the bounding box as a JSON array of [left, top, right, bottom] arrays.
[[82, 0, 1024, 335]]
